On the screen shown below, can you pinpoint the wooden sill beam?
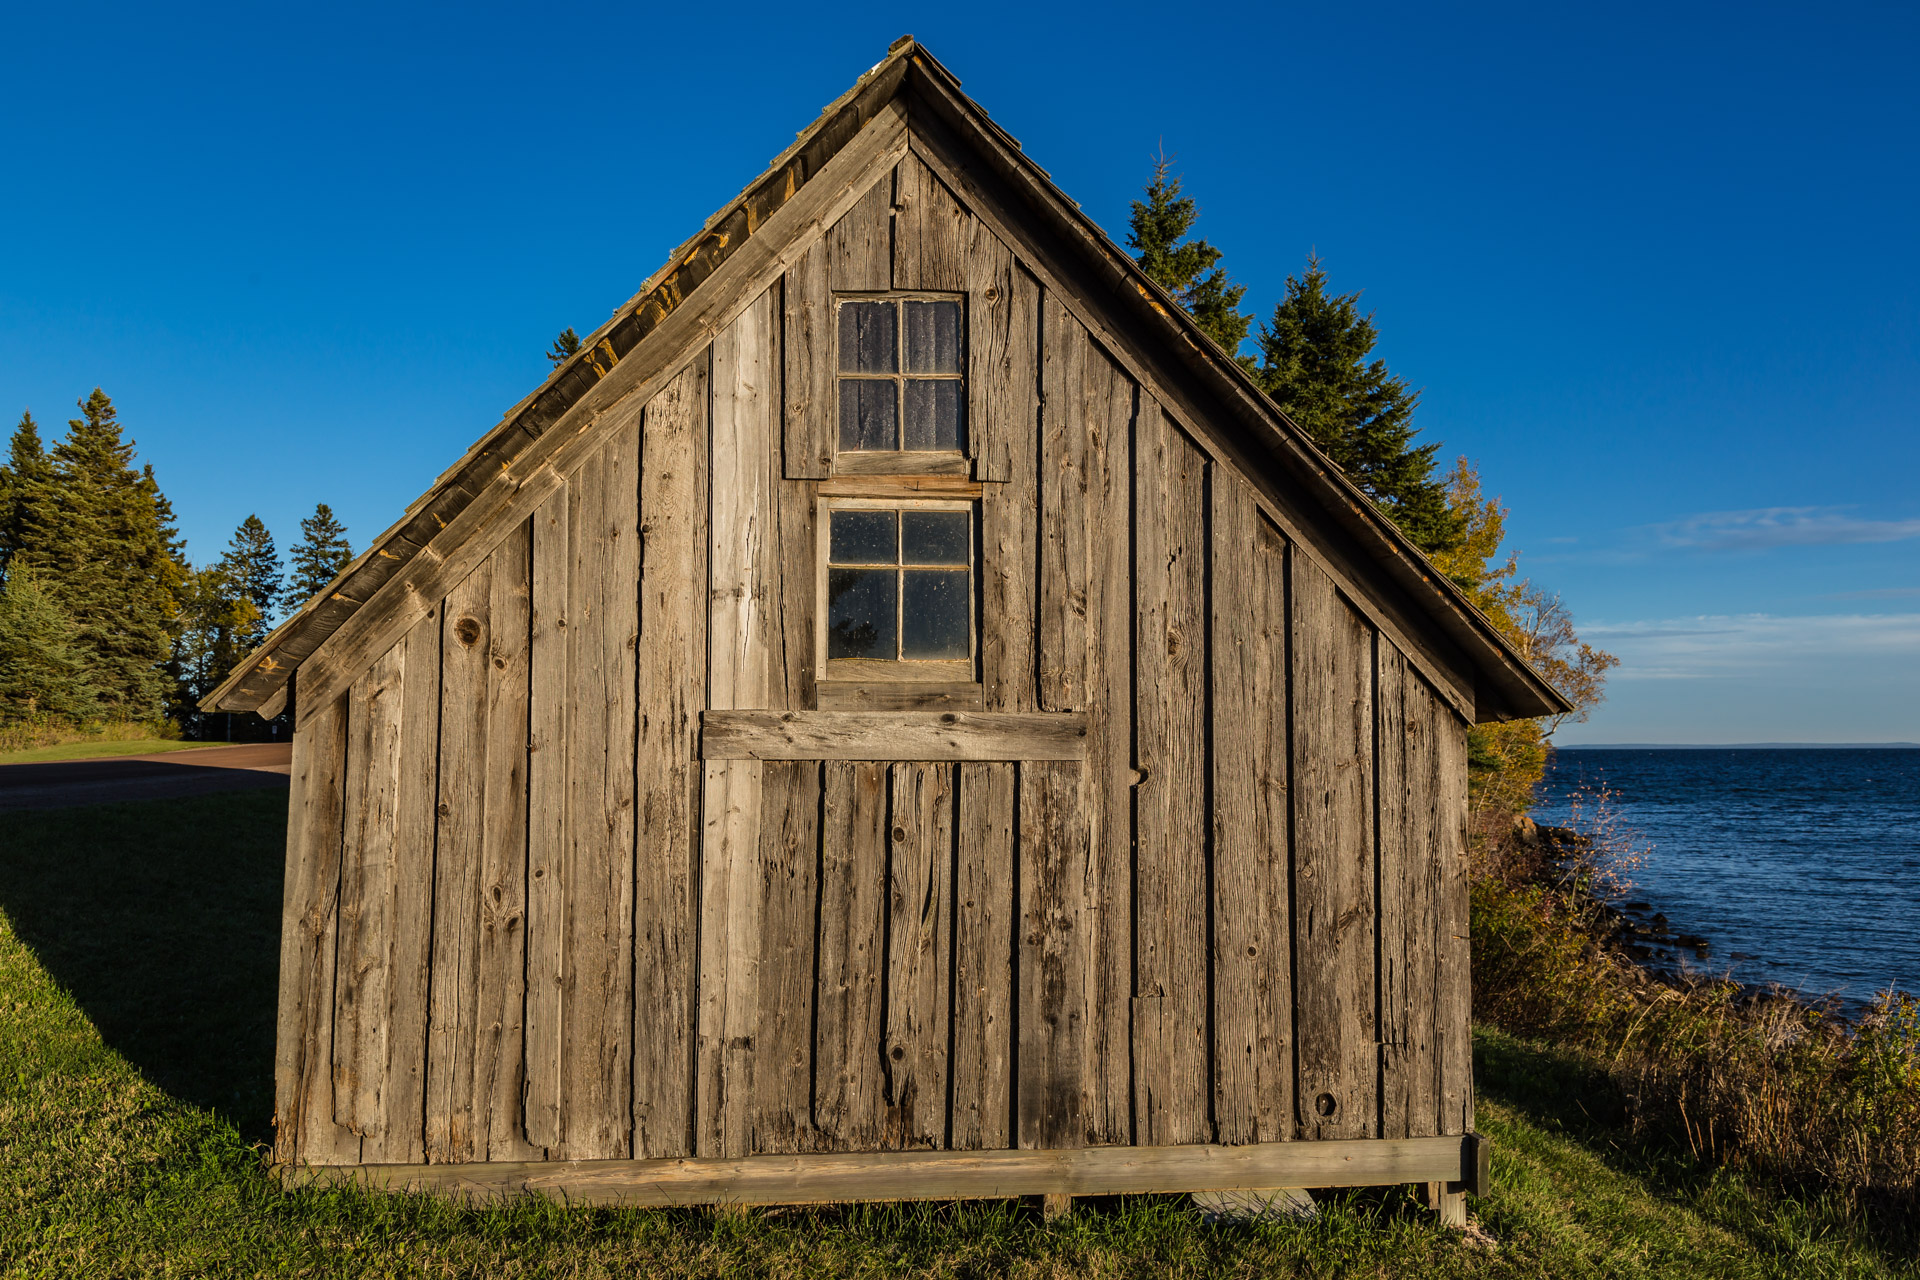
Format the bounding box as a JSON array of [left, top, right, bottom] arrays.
[[700, 710, 1087, 761], [283, 1135, 1473, 1206]]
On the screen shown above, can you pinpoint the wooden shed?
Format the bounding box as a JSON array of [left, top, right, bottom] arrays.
[[205, 38, 1567, 1218]]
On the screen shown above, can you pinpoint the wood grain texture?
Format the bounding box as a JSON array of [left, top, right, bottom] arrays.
[[559, 417, 641, 1161], [700, 711, 1087, 761], [951, 762, 1015, 1150], [1377, 645, 1442, 1141], [1131, 399, 1210, 1147], [294, 1134, 1474, 1205], [815, 761, 889, 1149], [829, 173, 893, 293], [523, 484, 569, 1152], [1209, 479, 1293, 1145], [697, 759, 763, 1158], [752, 761, 821, 1154], [884, 762, 954, 1148], [891, 151, 968, 292], [1017, 759, 1088, 1151], [967, 215, 1038, 486], [817, 681, 985, 711], [1290, 555, 1378, 1141], [1436, 704, 1474, 1138], [782, 238, 834, 478], [278, 695, 361, 1166], [1036, 292, 1088, 715], [632, 356, 708, 1160], [426, 556, 494, 1162]]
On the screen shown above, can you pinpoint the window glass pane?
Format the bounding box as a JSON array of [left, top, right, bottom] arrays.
[[903, 379, 964, 451], [830, 509, 898, 564], [900, 510, 969, 565], [827, 567, 898, 660], [837, 301, 897, 373], [838, 379, 898, 451], [901, 569, 970, 660], [904, 300, 962, 374]]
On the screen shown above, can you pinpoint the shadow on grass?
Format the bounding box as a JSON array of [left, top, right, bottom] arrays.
[[1473, 1026, 1920, 1264], [0, 790, 286, 1143]]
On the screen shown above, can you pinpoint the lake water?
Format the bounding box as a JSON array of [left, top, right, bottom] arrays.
[[1535, 748, 1920, 1009]]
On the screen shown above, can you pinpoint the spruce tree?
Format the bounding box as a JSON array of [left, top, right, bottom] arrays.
[[284, 502, 353, 612], [1254, 256, 1461, 553], [20, 390, 183, 718], [1128, 157, 1253, 360], [0, 564, 99, 721], [216, 514, 284, 651], [166, 563, 258, 735], [547, 327, 583, 368], [0, 411, 56, 567]]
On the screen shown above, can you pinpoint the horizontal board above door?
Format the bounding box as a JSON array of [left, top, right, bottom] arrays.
[[700, 710, 1087, 761]]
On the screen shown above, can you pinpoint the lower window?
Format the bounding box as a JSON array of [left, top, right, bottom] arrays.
[[820, 499, 974, 681]]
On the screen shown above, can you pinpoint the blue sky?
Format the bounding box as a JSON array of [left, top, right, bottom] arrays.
[[3, 2, 1915, 742]]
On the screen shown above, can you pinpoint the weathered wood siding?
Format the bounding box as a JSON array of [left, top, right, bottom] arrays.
[[276, 150, 1476, 1168]]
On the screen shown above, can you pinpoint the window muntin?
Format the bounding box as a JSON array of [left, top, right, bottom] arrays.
[[836, 296, 965, 455], [823, 501, 973, 670]]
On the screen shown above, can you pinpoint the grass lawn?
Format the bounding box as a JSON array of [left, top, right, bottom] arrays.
[[0, 738, 228, 766], [1, 792, 1913, 1278]]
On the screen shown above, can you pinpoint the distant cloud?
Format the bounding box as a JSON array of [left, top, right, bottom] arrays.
[[1649, 506, 1920, 551], [1586, 612, 1920, 681]]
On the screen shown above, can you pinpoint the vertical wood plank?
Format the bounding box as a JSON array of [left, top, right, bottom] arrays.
[[523, 484, 569, 1152], [752, 761, 821, 1154], [977, 249, 1040, 701], [278, 694, 361, 1165], [1436, 706, 1474, 1137], [1131, 400, 1210, 1147], [1376, 645, 1413, 1141], [333, 645, 405, 1142], [1036, 292, 1087, 714], [884, 762, 954, 1149], [782, 238, 834, 478], [1017, 758, 1088, 1151], [1210, 484, 1294, 1145], [560, 415, 641, 1160], [633, 356, 708, 1160], [951, 762, 1015, 1149], [699, 294, 784, 1159], [828, 176, 892, 293], [1290, 556, 1378, 1141], [815, 761, 889, 1149], [475, 525, 535, 1162], [891, 152, 969, 292], [426, 556, 493, 1162]]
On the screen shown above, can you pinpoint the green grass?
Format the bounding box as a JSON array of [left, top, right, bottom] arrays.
[[0, 738, 230, 765], [1, 794, 1913, 1278]]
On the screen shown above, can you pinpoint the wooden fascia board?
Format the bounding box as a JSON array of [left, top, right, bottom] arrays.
[[903, 57, 1571, 724], [282, 104, 911, 725], [201, 44, 917, 715]]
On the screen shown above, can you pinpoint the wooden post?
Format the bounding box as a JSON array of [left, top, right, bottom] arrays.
[[1041, 1193, 1073, 1222]]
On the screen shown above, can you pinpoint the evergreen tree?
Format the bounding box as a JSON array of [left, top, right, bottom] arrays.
[[166, 563, 258, 735], [284, 502, 354, 612], [0, 411, 56, 566], [0, 564, 99, 721], [1128, 156, 1253, 360], [17, 390, 183, 718], [547, 327, 583, 368], [216, 514, 283, 652], [1254, 256, 1461, 553]]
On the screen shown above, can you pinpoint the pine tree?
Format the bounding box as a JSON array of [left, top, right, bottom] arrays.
[[547, 327, 583, 368], [1254, 256, 1461, 553], [284, 502, 353, 612], [17, 390, 183, 718], [0, 411, 56, 567], [216, 514, 284, 652], [0, 564, 99, 721], [1128, 156, 1253, 360]]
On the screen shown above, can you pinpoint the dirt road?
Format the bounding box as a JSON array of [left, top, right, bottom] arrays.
[[0, 744, 292, 811]]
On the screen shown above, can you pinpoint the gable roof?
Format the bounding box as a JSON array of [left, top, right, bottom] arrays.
[[206, 36, 1569, 724]]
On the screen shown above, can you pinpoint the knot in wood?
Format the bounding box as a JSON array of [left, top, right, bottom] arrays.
[[454, 616, 482, 647], [1314, 1092, 1337, 1118]]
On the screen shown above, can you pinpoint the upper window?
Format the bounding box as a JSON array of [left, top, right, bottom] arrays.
[[837, 296, 965, 455]]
